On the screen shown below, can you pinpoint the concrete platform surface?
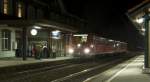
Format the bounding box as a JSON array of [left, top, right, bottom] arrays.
[[84, 55, 150, 82], [0, 56, 74, 67]]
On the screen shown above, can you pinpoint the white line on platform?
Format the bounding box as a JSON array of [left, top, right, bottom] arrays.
[[105, 56, 139, 82]]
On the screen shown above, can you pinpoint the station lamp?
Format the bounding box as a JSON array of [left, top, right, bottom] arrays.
[[136, 17, 144, 24], [52, 30, 61, 39], [30, 29, 38, 36], [34, 26, 41, 29], [141, 28, 146, 32], [116, 43, 120, 47], [109, 39, 114, 42]]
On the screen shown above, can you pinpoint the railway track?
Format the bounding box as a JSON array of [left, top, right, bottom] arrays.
[[0, 56, 131, 82], [52, 59, 124, 82]]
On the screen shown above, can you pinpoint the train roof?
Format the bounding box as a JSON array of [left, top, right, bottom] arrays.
[[73, 33, 127, 44]]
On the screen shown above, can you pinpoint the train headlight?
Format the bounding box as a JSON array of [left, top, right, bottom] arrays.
[[84, 48, 90, 54], [77, 44, 81, 48], [68, 48, 74, 54], [90, 44, 94, 48]]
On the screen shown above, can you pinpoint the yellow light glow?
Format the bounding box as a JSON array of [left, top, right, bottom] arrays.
[[3, 0, 8, 14], [18, 3, 22, 18], [68, 48, 74, 54]]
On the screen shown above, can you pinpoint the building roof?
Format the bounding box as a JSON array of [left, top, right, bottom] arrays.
[[128, 0, 149, 14], [0, 19, 77, 32]]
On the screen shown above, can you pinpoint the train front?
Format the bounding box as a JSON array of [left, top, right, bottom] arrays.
[[67, 34, 94, 57]]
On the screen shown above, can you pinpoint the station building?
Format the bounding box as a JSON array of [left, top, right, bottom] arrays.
[[0, 0, 85, 59]]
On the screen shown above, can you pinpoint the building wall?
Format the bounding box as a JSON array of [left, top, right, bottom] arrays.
[[0, 26, 17, 57], [0, 0, 83, 58], [0, 0, 2, 13]]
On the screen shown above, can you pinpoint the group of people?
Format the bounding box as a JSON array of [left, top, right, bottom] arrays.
[[32, 45, 56, 59], [15, 45, 57, 59]]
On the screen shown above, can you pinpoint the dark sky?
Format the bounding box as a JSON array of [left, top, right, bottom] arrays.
[[63, 0, 144, 17], [62, 0, 144, 50]]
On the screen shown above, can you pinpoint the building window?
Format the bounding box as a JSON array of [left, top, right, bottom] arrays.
[[3, 0, 8, 14], [2, 29, 11, 51], [17, 3, 22, 18]]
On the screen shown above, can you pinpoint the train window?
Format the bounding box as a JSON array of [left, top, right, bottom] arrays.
[[73, 34, 88, 43], [81, 36, 87, 42]]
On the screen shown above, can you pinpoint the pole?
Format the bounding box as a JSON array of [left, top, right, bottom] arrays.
[[144, 10, 150, 68], [22, 27, 27, 60]]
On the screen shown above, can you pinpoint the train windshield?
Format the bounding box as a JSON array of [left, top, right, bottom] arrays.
[[73, 34, 88, 45]]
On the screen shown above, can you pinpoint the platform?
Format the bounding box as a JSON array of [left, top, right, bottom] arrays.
[[0, 56, 74, 67], [84, 55, 150, 82]]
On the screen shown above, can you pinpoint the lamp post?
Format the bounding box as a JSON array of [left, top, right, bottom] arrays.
[[144, 9, 150, 68], [22, 27, 27, 60]]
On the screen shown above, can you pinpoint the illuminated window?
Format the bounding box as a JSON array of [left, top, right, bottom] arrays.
[[3, 0, 8, 14], [2, 29, 11, 51], [81, 36, 87, 42], [17, 3, 22, 17]]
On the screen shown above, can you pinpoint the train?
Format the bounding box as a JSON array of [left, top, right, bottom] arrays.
[[67, 34, 128, 57]]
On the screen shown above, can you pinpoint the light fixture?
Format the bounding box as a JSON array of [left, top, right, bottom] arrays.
[[34, 26, 41, 29], [90, 44, 94, 48], [136, 18, 144, 24], [73, 34, 88, 37], [141, 28, 146, 32], [30, 29, 38, 36], [116, 43, 120, 47], [109, 39, 114, 42], [77, 44, 81, 48], [52, 30, 61, 39], [52, 30, 60, 35]]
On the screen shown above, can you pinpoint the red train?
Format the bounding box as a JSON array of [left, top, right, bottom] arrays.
[[67, 34, 127, 57]]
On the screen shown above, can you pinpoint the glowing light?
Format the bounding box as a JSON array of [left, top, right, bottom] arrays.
[[77, 44, 81, 48], [18, 3, 22, 18], [52, 30, 61, 39], [90, 44, 94, 48], [141, 28, 145, 32], [30, 29, 38, 36], [73, 34, 88, 37], [68, 48, 74, 54], [136, 18, 144, 24], [84, 48, 90, 54], [116, 43, 120, 46], [109, 39, 114, 42], [34, 26, 41, 29]]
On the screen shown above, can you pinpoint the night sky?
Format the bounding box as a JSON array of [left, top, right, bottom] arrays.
[[63, 0, 144, 50]]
